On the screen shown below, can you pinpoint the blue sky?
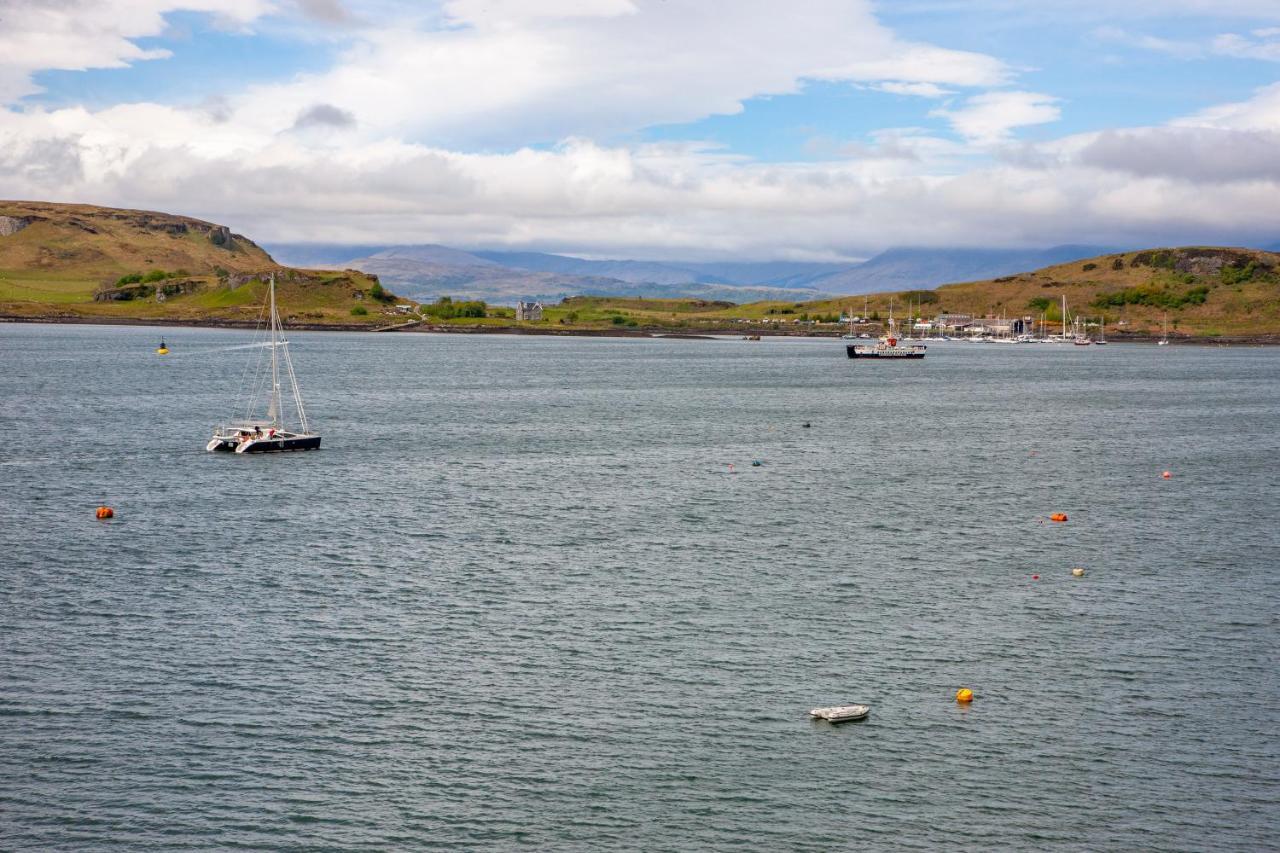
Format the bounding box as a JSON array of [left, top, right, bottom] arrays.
[[1, 1, 1278, 256]]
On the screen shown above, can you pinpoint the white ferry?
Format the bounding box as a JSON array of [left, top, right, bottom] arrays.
[[846, 310, 926, 359]]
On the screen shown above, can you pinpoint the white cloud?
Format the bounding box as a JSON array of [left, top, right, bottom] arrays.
[[931, 91, 1061, 145], [208, 0, 1009, 148], [0, 0, 271, 103], [873, 81, 955, 98], [1093, 26, 1204, 58], [1175, 80, 1280, 130], [1212, 28, 1280, 61]]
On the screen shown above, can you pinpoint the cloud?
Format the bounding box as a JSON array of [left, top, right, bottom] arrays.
[[4, 99, 1279, 257], [0, 0, 271, 103], [220, 0, 1009, 148], [1212, 28, 1280, 61], [295, 0, 352, 24], [1093, 26, 1204, 58], [1176, 80, 1280, 130], [2, 0, 1280, 257], [873, 81, 955, 98], [1077, 127, 1280, 182], [292, 103, 357, 130], [931, 91, 1061, 145]]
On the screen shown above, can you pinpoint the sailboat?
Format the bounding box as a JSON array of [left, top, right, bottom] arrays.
[[1073, 315, 1092, 345], [206, 273, 321, 453], [842, 306, 858, 340], [1095, 318, 1108, 345], [1158, 315, 1170, 346]]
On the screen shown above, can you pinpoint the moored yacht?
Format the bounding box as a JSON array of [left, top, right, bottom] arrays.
[[207, 273, 321, 454]]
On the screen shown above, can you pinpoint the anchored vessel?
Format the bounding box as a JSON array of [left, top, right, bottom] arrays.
[[846, 310, 926, 359], [206, 273, 321, 454]]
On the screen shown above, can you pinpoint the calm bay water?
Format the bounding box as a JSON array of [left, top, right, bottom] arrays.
[[1, 324, 1277, 850]]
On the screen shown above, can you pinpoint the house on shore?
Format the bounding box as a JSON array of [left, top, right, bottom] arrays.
[[516, 301, 544, 321]]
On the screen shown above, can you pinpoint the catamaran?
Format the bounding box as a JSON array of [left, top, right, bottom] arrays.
[[206, 273, 321, 453]]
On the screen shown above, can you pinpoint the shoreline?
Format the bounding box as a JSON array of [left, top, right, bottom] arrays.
[[3, 313, 1279, 345]]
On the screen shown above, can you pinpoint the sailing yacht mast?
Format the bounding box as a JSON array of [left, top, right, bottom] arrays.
[[1061, 294, 1068, 338], [269, 273, 283, 427]]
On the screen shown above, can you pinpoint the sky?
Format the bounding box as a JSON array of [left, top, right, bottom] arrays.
[[2, 0, 1279, 260]]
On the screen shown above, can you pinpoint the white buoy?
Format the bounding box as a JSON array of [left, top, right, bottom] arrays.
[[1072, 567, 1085, 577]]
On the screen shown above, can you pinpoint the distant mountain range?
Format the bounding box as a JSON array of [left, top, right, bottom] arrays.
[[265, 241, 1143, 304]]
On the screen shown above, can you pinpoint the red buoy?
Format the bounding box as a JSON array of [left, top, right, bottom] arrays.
[[1162, 471, 1172, 479]]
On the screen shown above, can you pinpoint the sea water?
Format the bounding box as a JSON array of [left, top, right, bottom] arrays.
[[1, 325, 1277, 850]]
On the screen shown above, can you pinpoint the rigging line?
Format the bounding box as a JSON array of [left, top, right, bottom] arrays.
[[157, 341, 283, 357], [235, 294, 271, 425], [280, 337, 308, 434]]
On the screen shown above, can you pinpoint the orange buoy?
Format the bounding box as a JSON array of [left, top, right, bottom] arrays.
[[956, 688, 974, 703], [95, 506, 114, 519], [1049, 512, 1068, 522], [1161, 471, 1172, 479]]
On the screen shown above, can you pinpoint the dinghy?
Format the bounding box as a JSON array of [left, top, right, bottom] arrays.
[[809, 704, 870, 723]]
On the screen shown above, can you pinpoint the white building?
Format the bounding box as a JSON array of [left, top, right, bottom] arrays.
[[516, 301, 544, 321]]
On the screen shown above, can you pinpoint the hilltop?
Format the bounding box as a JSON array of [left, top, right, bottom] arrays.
[[0, 201, 400, 326], [806, 246, 1280, 338]]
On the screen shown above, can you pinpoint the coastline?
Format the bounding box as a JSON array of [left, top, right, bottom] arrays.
[[3, 313, 1279, 345]]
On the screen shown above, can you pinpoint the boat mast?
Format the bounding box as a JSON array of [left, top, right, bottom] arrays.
[[269, 273, 282, 428], [1062, 294, 1068, 338]]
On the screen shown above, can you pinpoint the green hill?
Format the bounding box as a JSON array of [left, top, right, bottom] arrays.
[[3, 204, 1276, 338], [546, 246, 1279, 338], [0, 201, 401, 325]]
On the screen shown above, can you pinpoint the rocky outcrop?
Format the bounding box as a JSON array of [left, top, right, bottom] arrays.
[[0, 215, 32, 237], [94, 278, 205, 302], [208, 224, 232, 247]]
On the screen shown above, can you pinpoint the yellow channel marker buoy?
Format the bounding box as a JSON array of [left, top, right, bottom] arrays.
[[156, 339, 169, 355], [956, 688, 974, 703]]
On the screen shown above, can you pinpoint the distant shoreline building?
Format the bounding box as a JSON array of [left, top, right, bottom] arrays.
[[516, 301, 544, 321]]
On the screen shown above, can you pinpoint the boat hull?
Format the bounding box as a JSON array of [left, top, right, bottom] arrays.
[[236, 435, 321, 453], [809, 704, 871, 723], [846, 345, 925, 359], [207, 434, 321, 453]]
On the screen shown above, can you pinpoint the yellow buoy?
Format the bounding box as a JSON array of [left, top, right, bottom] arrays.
[[1072, 567, 1086, 577], [156, 347, 169, 355], [956, 688, 973, 703]]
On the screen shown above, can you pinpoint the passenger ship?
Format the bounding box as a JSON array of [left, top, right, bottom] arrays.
[[846, 311, 927, 360]]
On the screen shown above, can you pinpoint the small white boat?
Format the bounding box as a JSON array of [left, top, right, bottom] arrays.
[[809, 704, 870, 723]]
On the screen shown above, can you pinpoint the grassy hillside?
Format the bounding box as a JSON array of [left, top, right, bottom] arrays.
[[3, 208, 1275, 337], [0, 201, 402, 325], [750, 247, 1280, 336], [413, 246, 1278, 338]]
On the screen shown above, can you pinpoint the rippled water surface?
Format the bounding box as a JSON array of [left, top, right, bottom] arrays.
[[2, 324, 1278, 850]]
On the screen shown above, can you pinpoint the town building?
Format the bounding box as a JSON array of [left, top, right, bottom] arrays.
[[933, 313, 973, 333], [516, 301, 544, 321]]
